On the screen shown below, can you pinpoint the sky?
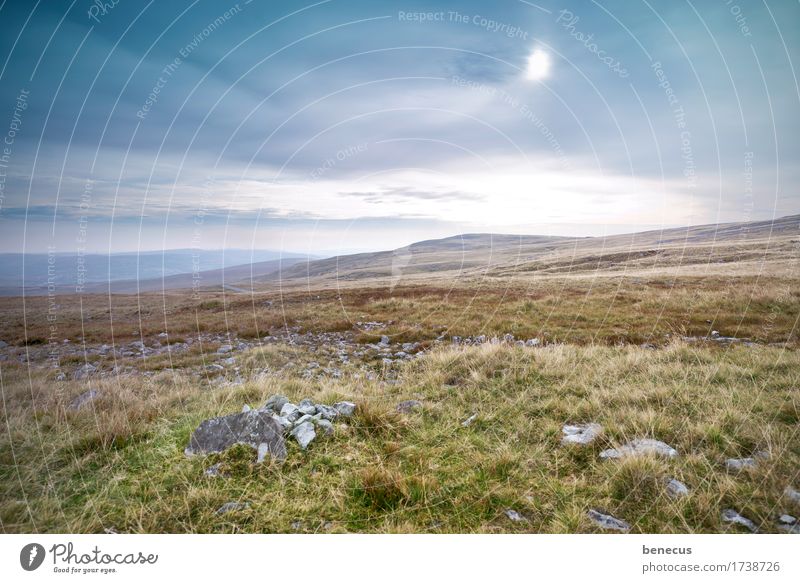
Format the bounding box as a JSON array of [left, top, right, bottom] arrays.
[[0, 0, 798, 254]]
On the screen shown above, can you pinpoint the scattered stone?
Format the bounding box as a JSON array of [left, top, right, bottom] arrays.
[[665, 478, 689, 498], [785, 486, 800, 504], [68, 389, 99, 411], [779, 523, 800, 534], [525, 338, 540, 347], [587, 509, 630, 531], [396, 400, 422, 414], [461, 413, 478, 427], [291, 421, 316, 450], [561, 423, 602, 445], [263, 394, 289, 413], [185, 409, 287, 462], [778, 514, 796, 524], [333, 401, 356, 417], [217, 344, 233, 354], [73, 363, 97, 380], [504, 509, 528, 522], [600, 439, 677, 460], [721, 509, 757, 533], [215, 502, 249, 515], [725, 457, 757, 471]]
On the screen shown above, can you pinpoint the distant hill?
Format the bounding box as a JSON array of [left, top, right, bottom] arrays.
[[0, 249, 312, 295], [271, 214, 800, 285]]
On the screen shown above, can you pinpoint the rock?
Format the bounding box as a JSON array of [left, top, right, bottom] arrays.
[[215, 502, 249, 515], [380, 335, 390, 346], [561, 423, 602, 445], [396, 400, 422, 414], [205, 463, 223, 477], [461, 414, 478, 427], [721, 509, 757, 533], [241, 404, 251, 413], [263, 394, 289, 413], [270, 414, 293, 432], [315, 404, 338, 420], [316, 419, 334, 435], [503, 334, 514, 343], [185, 409, 287, 463], [280, 403, 301, 422], [779, 523, 800, 534], [333, 401, 356, 417], [785, 486, 800, 504], [217, 344, 232, 354], [587, 509, 630, 531], [0, 340, 7, 348], [297, 399, 316, 416], [778, 514, 796, 524], [525, 338, 540, 347], [291, 421, 316, 450], [68, 389, 99, 411], [73, 363, 97, 380], [599, 439, 677, 460], [504, 509, 527, 522], [665, 478, 689, 498], [725, 457, 757, 471], [294, 414, 314, 426]]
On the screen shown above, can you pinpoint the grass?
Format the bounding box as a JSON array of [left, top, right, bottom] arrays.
[[2, 340, 798, 533]]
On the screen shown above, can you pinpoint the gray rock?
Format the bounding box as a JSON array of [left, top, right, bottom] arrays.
[[396, 400, 422, 414], [279, 403, 301, 422], [778, 514, 796, 524], [725, 457, 757, 471], [600, 439, 677, 460], [263, 394, 289, 413], [316, 419, 334, 436], [217, 344, 233, 354], [461, 413, 478, 427], [315, 404, 338, 420], [185, 409, 287, 462], [721, 509, 757, 533], [68, 389, 99, 411], [785, 486, 800, 504], [666, 478, 689, 498], [294, 414, 314, 426], [333, 401, 356, 417], [587, 509, 630, 531], [561, 423, 602, 445], [525, 338, 540, 347], [270, 414, 293, 432], [241, 404, 251, 413], [73, 363, 97, 380], [779, 523, 800, 534], [291, 421, 316, 450], [297, 399, 316, 416], [504, 509, 527, 522], [380, 335, 390, 346], [215, 502, 249, 515]]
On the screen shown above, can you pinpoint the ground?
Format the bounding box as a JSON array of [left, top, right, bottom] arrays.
[[0, 275, 798, 533]]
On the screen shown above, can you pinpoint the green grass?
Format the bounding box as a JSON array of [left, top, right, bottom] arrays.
[[2, 341, 798, 533]]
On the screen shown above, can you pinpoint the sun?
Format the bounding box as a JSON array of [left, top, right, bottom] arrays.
[[526, 49, 551, 80]]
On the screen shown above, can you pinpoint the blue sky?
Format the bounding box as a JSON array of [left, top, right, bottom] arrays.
[[0, 0, 798, 253]]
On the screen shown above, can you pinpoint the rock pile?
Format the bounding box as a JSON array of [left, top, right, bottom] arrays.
[[186, 395, 358, 463]]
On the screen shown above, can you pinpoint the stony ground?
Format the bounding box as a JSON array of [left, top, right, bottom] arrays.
[[1, 327, 798, 533]]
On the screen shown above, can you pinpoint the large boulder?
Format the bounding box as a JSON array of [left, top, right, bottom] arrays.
[[185, 409, 287, 463]]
